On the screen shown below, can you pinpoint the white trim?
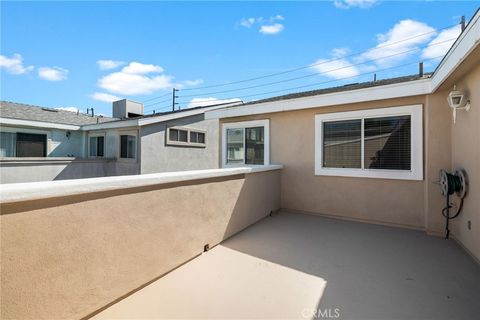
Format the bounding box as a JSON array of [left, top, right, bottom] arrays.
[[166, 126, 207, 148], [0, 165, 283, 203], [222, 119, 270, 168], [0, 117, 80, 130], [206, 80, 431, 119], [87, 132, 106, 158], [314, 104, 423, 180], [431, 10, 480, 91], [118, 130, 138, 161]]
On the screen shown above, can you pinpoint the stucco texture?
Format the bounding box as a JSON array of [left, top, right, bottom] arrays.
[[0, 169, 281, 319]]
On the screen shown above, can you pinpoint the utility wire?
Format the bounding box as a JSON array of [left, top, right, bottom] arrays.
[[142, 92, 171, 103], [177, 23, 458, 92], [144, 97, 172, 108], [177, 55, 443, 106], [177, 38, 455, 99]]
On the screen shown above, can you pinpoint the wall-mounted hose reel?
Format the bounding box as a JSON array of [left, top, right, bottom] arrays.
[[439, 168, 468, 239]]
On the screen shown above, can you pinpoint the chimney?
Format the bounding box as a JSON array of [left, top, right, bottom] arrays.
[[112, 99, 144, 119]]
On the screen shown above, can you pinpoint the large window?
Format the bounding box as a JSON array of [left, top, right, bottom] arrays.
[[315, 105, 422, 180], [88, 135, 105, 157], [0, 132, 47, 157], [167, 127, 206, 147], [222, 119, 269, 167], [120, 135, 136, 159]]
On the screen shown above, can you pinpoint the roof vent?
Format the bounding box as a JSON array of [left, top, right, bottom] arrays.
[[112, 99, 144, 119]]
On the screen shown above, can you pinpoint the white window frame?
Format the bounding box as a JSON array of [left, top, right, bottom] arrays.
[[315, 104, 423, 180], [166, 126, 207, 148], [118, 130, 138, 161], [87, 132, 106, 158], [222, 119, 270, 167]]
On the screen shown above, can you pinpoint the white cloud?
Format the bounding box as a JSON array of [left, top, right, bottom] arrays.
[[357, 19, 436, 66], [181, 79, 204, 87], [97, 59, 125, 70], [240, 17, 256, 28], [122, 61, 164, 74], [56, 107, 79, 113], [259, 23, 284, 35], [90, 92, 121, 103], [422, 24, 461, 60], [311, 55, 360, 80], [334, 0, 378, 9], [98, 61, 173, 95], [187, 97, 242, 108], [38, 66, 69, 81], [0, 53, 34, 75], [240, 15, 285, 35]]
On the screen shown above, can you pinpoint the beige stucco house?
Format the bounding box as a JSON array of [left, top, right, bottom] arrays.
[[1, 9, 479, 320]]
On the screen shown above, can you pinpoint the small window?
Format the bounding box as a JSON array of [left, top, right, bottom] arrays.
[[315, 105, 422, 180], [223, 119, 269, 167], [167, 127, 206, 147], [16, 133, 47, 157], [89, 136, 104, 157], [120, 135, 136, 159]]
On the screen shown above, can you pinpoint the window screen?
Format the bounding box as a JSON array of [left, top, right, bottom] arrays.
[[16, 133, 47, 157], [245, 127, 264, 165], [364, 115, 411, 170], [120, 135, 136, 159], [226, 128, 244, 164], [190, 131, 206, 144], [323, 120, 361, 168]]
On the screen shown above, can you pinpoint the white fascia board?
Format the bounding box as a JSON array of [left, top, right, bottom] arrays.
[[205, 79, 431, 119], [0, 165, 283, 203], [431, 11, 480, 91], [138, 105, 230, 126], [0, 117, 81, 131], [80, 119, 139, 131]]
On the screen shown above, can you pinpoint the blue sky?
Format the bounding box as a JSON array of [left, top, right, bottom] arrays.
[[1, 1, 479, 116]]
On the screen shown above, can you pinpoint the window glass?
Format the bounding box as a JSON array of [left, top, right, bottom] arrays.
[[170, 129, 179, 141], [97, 136, 104, 157], [197, 132, 205, 144], [16, 133, 47, 157], [190, 131, 198, 143], [323, 120, 361, 168], [226, 128, 244, 164], [89, 137, 97, 157], [178, 130, 188, 142], [364, 115, 411, 170], [120, 135, 136, 159], [245, 127, 264, 165], [89, 136, 105, 157], [0, 132, 17, 157]]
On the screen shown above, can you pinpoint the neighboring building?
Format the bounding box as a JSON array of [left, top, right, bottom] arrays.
[[0, 99, 239, 183]]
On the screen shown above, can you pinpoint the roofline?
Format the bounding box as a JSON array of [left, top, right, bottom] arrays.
[[206, 9, 480, 120], [81, 102, 240, 130], [206, 78, 431, 119], [0, 117, 81, 130]]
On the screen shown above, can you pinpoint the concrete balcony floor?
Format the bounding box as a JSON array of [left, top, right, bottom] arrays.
[[93, 211, 480, 320]]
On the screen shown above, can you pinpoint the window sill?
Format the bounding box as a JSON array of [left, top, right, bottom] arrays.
[[315, 167, 423, 181], [166, 141, 206, 148]]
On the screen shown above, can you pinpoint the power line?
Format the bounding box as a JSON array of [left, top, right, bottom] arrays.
[[177, 55, 443, 105], [142, 92, 171, 103], [143, 97, 171, 108], [177, 38, 455, 99], [177, 22, 458, 92]]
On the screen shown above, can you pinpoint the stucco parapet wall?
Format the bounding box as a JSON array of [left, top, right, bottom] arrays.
[[0, 165, 283, 203]]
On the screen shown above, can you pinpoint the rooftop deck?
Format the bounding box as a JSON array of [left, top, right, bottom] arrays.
[[94, 211, 480, 319]]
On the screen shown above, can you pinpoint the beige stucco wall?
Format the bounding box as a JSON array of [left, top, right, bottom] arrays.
[[0, 169, 281, 319], [222, 96, 429, 230], [449, 62, 480, 261]]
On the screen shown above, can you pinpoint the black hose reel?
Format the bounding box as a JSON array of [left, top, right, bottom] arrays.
[[439, 168, 468, 239]]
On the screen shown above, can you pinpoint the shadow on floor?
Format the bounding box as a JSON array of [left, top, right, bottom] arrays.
[[222, 211, 480, 320]]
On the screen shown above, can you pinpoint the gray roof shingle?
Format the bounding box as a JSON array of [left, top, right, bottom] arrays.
[[0, 101, 118, 126]]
